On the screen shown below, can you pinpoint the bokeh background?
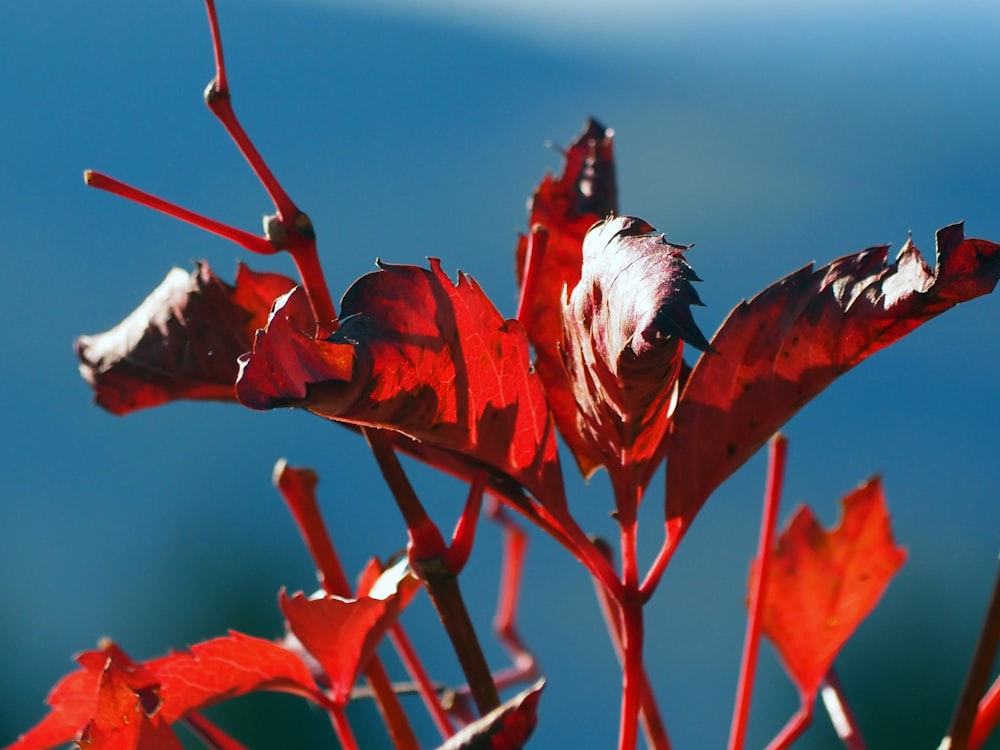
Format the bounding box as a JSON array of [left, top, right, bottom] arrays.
[[3, 1, 999, 747]]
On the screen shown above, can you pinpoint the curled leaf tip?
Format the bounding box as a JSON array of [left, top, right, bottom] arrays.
[[560, 213, 709, 488], [579, 215, 710, 356]]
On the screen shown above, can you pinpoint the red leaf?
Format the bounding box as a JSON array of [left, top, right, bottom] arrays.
[[7, 641, 180, 750], [6, 633, 326, 750], [146, 631, 328, 721], [667, 223, 1000, 529], [756, 478, 906, 699], [237, 260, 567, 507], [235, 286, 354, 408], [279, 587, 412, 705], [433, 680, 544, 750], [79, 653, 183, 750], [516, 119, 617, 477], [561, 215, 708, 495], [76, 262, 297, 415], [5, 669, 97, 750]]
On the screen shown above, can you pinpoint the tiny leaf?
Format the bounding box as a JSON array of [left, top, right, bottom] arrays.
[[279, 589, 410, 706], [756, 478, 906, 699]]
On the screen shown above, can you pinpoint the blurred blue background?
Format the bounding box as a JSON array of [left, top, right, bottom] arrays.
[[2, 1, 999, 747]]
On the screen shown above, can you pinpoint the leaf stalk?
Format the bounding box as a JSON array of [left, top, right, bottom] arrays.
[[364, 427, 501, 715], [728, 433, 788, 750]]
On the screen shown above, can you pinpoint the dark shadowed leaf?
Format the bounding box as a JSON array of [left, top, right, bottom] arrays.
[[433, 680, 544, 750], [76, 263, 296, 415], [237, 259, 567, 508], [562, 216, 708, 497], [667, 223, 1000, 531], [515, 119, 617, 477], [755, 479, 905, 699]]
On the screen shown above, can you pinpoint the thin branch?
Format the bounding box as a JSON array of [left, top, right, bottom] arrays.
[[820, 668, 868, 750], [387, 624, 457, 740], [329, 705, 361, 750], [728, 434, 788, 750], [201, 0, 336, 326], [969, 675, 1000, 750], [273, 460, 420, 750], [765, 702, 813, 750], [487, 501, 542, 691], [364, 427, 501, 715], [617, 600, 644, 750], [202, 0, 296, 222], [83, 170, 276, 256], [639, 517, 683, 600], [945, 556, 1000, 750], [592, 539, 672, 750], [184, 712, 250, 750]]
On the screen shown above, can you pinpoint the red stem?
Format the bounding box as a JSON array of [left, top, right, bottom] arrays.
[[618, 597, 644, 750], [764, 702, 813, 750], [329, 706, 360, 750], [592, 539, 672, 750], [640, 517, 684, 599], [84, 170, 276, 256], [201, 0, 337, 327], [363, 427, 501, 715], [614, 470, 644, 750], [184, 712, 250, 750], [273, 460, 350, 593], [442, 471, 487, 573], [202, 0, 295, 222], [531, 499, 623, 599], [485, 501, 541, 691], [365, 434, 448, 563], [272, 460, 420, 750], [387, 623, 456, 740], [969, 675, 1000, 750], [203, 0, 227, 94], [820, 668, 868, 750], [728, 433, 788, 750], [947, 556, 1000, 750]]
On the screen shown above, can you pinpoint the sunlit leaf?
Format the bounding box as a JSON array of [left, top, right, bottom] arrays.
[[279, 585, 413, 706], [237, 260, 566, 508], [562, 215, 708, 496], [756, 478, 906, 699]]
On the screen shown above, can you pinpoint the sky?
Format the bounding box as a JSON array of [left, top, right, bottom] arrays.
[[2, 1, 999, 748]]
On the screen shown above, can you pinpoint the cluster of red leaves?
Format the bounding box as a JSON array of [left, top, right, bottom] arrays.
[[30, 4, 1000, 745], [64, 112, 1000, 747]]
